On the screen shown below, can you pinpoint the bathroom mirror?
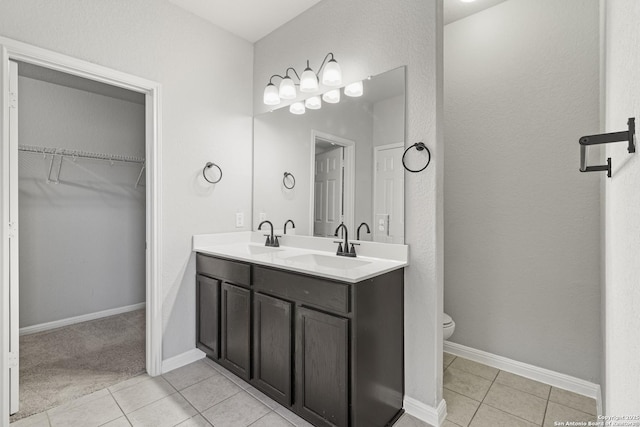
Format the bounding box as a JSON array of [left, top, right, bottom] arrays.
[[253, 66, 405, 243]]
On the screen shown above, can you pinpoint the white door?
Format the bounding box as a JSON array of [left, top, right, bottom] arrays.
[[314, 147, 343, 237], [8, 60, 19, 415], [374, 143, 404, 243]]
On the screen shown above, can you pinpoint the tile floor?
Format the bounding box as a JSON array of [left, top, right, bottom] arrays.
[[12, 351, 598, 427], [11, 356, 429, 427], [443, 352, 598, 427]]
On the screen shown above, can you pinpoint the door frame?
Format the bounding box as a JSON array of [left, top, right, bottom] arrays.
[[0, 37, 163, 424], [309, 130, 355, 235], [373, 142, 405, 243]]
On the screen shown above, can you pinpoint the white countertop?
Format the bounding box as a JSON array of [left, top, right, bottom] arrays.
[[192, 231, 409, 283]]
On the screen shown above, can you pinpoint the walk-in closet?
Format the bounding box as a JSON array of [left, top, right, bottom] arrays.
[[11, 61, 147, 422]]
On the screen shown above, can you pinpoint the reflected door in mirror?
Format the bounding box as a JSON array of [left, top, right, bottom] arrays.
[[374, 143, 404, 243], [314, 146, 343, 237]]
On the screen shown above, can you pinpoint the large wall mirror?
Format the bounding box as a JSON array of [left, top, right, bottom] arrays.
[[253, 66, 405, 243]]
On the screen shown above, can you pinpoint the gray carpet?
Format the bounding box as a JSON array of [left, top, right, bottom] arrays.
[[10, 309, 146, 422]]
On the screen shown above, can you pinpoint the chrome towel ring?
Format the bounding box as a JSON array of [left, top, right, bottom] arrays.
[[203, 162, 222, 184]]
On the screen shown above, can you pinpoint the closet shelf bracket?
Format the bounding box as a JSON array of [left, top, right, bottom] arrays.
[[579, 117, 635, 178]]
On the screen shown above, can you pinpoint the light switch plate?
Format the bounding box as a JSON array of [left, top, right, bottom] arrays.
[[235, 212, 244, 228]]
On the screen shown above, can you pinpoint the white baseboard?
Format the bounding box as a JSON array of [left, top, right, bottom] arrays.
[[444, 341, 602, 415], [19, 302, 146, 336], [404, 396, 447, 427], [162, 348, 206, 374]]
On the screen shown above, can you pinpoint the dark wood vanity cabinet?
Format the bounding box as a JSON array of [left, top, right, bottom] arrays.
[[253, 292, 293, 406], [296, 306, 349, 427], [196, 253, 404, 427], [220, 283, 251, 380], [196, 274, 219, 359]]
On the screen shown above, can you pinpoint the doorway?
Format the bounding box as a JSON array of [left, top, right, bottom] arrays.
[[0, 37, 162, 425], [309, 131, 355, 237]]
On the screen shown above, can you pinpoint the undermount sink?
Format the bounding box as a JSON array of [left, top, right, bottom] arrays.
[[244, 245, 284, 255], [284, 253, 371, 269]]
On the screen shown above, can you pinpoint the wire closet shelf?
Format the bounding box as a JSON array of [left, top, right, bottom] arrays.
[[18, 144, 146, 187]]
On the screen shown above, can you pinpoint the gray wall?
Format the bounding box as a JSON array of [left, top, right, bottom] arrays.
[[18, 74, 145, 327], [444, 0, 602, 382], [0, 0, 254, 360], [254, 0, 444, 409], [603, 0, 640, 413]]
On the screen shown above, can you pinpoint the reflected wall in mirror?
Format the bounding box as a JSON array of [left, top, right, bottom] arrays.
[[253, 66, 405, 243]]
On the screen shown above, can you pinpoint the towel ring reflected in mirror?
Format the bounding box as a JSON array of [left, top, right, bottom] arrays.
[[203, 162, 222, 184], [283, 172, 296, 189]]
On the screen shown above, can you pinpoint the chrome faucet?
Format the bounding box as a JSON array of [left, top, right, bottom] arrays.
[[334, 223, 358, 257], [258, 220, 280, 247], [357, 222, 370, 240], [284, 219, 295, 234]]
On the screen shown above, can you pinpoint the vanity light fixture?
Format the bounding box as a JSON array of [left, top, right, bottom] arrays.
[[305, 96, 322, 110], [322, 89, 341, 104], [290, 101, 306, 115], [262, 52, 342, 106], [344, 81, 364, 97]]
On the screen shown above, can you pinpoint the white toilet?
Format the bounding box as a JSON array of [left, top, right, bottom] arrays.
[[443, 313, 455, 341]]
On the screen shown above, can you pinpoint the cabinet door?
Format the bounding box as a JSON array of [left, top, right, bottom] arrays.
[[296, 307, 349, 427], [220, 282, 251, 379], [253, 293, 293, 406], [196, 274, 219, 359]]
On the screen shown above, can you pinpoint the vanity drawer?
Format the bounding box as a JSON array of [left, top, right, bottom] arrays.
[[197, 253, 251, 287], [253, 266, 350, 314]]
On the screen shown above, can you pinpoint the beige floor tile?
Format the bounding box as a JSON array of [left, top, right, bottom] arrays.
[[175, 414, 213, 426], [180, 374, 242, 412], [484, 382, 547, 424], [442, 421, 462, 427], [543, 401, 597, 427], [108, 374, 151, 393], [47, 394, 122, 427], [469, 404, 538, 427], [162, 360, 219, 391], [444, 367, 492, 401], [444, 388, 480, 427], [111, 376, 175, 414], [392, 413, 434, 427], [126, 393, 197, 427], [449, 358, 499, 381], [100, 417, 132, 426], [207, 362, 252, 390], [549, 387, 597, 415], [249, 412, 295, 427], [444, 353, 457, 370], [246, 386, 282, 410], [274, 407, 315, 427], [201, 391, 270, 427], [10, 412, 50, 427], [494, 371, 550, 399]]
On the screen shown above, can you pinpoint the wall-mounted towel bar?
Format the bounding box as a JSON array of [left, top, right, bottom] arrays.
[[579, 118, 635, 178]]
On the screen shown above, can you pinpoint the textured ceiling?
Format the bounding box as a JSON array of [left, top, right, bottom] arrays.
[[168, 0, 322, 43], [444, 0, 509, 25]]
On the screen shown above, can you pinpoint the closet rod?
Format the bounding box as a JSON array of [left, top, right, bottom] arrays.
[[18, 144, 145, 165]]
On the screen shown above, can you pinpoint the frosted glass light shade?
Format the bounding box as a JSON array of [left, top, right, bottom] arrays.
[[279, 77, 297, 99], [305, 96, 322, 110], [344, 81, 363, 97], [322, 89, 340, 104], [322, 59, 342, 86], [263, 83, 280, 105], [290, 102, 306, 115], [300, 68, 319, 93]]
